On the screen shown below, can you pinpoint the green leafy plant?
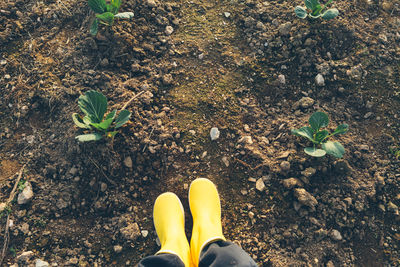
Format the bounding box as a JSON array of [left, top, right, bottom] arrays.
[[295, 0, 339, 20], [291, 111, 348, 158], [72, 90, 131, 142], [17, 180, 26, 191], [88, 0, 134, 36]]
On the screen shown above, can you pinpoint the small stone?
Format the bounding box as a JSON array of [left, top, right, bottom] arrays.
[[35, 259, 50, 267], [99, 58, 109, 67], [221, 156, 229, 167], [326, 260, 335, 267], [294, 97, 314, 109], [124, 157, 133, 168], [17, 251, 34, 264], [120, 223, 140, 241], [223, 12, 231, 18], [294, 188, 318, 209], [315, 74, 325, 86], [256, 178, 266, 192], [198, 53, 204, 60], [330, 229, 342, 241], [146, 0, 157, 7], [301, 167, 316, 178], [114, 245, 123, 253], [239, 136, 253, 145], [387, 202, 399, 214], [4, 74, 11, 79], [165, 26, 174, 35], [69, 166, 78, 175], [280, 161, 290, 172], [162, 74, 173, 85], [364, 112, 373, 119], [278, 22, 292, 36], [100, 183, 107, 192], [243, 124, 250, 132], [282, 178, 303, 189], [278, 74, 286, 85], [248, 178, 257, 183], [210, 127, 220, 141], [277, 151, 290, 159], [0, 202, 6, 213], [17, 182, 34, 204], [141, 230, 149, 237]]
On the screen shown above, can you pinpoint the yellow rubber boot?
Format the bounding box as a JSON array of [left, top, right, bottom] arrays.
[[189, 178, 226, 266], [153, 192, 192, 267]]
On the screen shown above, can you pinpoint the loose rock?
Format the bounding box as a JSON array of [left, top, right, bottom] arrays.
[[282, 178, 303, 189], [256, 178, 266, 192], [17, 182, 34, 204], [294, 188, 318, 209], [35, 259, 50, 267]]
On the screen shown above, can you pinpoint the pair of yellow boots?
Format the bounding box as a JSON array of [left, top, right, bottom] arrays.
[[154, 178, 226, 267]]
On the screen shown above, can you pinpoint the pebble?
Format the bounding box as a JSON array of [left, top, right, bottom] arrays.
[[282, 178, 302, 189], [141, 230, 149, 237], [301, 167, 316, 178], [162, 74, 174, 85], [387, 202, 399, 214], [294, 97, 314, 109], [239, 136, 253, 145], [165, 26, 174, 35], [100, 183, 107, 192], [4, 74, 11, 79], [146, 0, 157, 7], [278, 74, 286, 85], [221, 156, 229, 167], [35, 259, 50, 267], [99, 58, 109, 67], [280, 161, 290, 172], [17, 251, 34, 264], [124, 157, 133, 168], [294, 188, 318, 209], [278, 22, 292, 36], [210, 127, 220, 140], [224, 12, 231, 18], [315, 74, 325, 86], [120, 223, 141, 241], [17, 182, 34, 205], [330, 229, 343, 241], [256, 178, 266, 192], [114, 245, 123, 253], [0, 202, 6, 213]]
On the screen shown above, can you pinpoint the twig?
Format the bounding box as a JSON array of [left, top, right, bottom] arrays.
[[0, 162, 29, 266], [89, 157, 116, 185], [121, 91, 145, 110]]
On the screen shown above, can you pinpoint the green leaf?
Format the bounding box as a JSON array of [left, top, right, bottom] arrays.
[[78, 90, 108, 124], [322, 141, 345, 158], [110, 0, 122, 14], [305, 0, 320, 10], [97, 110, 117, 130], [88, 0, 106, 13], [321, 8, 339, 20], [76, 133, 103, 142], [315, 130, 329, 144], [114, 12, 134, 19], [309, 112, 329, 132], [292, 126, 314, 142], [72, 113, 91, 129], [96, 12, 115, 25], [332, 124, 349, 135], [311, 4, 322, 15], [90, 19, 99, 36], [304, 147, 326, 157], [114, 110, 131, 128], [295, 6, 308, 19]]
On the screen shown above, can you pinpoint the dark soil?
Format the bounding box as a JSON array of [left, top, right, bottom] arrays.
[[0, 0, 399, 266]]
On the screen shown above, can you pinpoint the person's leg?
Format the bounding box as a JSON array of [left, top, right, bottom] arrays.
[[138, 192, 192, 267], [189, 178, 258, 267], [138, 253, 185, 267], [199, 240, 257, 267]]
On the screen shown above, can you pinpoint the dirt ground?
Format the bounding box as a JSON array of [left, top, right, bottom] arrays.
[[0, 0, 399, 266]]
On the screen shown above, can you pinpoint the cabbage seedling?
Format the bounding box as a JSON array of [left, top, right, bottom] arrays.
[[295, 0, 339, 20], [72, 90, 131, 142], [88, 0, 134, 36], [291, 111, 348, 158]]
